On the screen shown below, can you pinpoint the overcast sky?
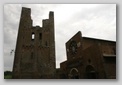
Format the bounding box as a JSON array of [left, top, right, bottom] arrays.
[[4, 4, 116, 71]]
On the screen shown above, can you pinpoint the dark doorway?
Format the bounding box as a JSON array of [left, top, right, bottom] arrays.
[[85, 65, 97, 79]]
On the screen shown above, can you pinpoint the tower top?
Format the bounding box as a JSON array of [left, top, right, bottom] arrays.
[[49, 11, 54, 18], [22, 7, 31, 10], [21, 7, 31, 18], [22, 7, 31, 13]]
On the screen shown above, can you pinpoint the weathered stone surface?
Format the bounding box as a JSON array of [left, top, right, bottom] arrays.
[[60, 31, 116, 79], [12, 7, 55, 79]]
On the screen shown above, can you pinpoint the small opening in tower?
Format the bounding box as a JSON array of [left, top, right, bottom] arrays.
[[32, 33, 35, 40], [39, 33, 42, 40]]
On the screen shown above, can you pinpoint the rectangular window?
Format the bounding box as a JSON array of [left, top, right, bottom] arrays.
[[32, 33, 35, 40], [39, 33, 42, 40]]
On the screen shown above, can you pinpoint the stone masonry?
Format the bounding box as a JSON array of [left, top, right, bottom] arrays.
[[12, 7, 55, 79]]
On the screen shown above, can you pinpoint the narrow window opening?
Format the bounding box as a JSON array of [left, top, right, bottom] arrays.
[[32, 33, 35, 40], [39, 33, 42, 40]]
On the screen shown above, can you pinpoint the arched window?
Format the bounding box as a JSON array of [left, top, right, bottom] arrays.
[[69, 68, 79, 79]]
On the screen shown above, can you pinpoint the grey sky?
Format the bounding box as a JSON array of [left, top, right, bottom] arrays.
[[4, 4, 116, 71]]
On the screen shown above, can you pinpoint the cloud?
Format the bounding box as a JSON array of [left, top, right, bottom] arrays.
[[4, 4, 116, 71]]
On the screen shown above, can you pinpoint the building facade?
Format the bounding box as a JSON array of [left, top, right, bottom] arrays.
[[12, 7, 56, 79], [60, 31, 116, 79]]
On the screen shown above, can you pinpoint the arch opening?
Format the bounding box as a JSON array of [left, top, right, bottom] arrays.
[[85, 65, 97, 79], [69, 68, 79, 79]]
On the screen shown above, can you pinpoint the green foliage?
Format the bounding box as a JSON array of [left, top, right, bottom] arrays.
[[4, 75, 12, 79], [4, 71, 12, 79]]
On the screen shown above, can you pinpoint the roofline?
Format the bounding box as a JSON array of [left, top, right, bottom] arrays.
[[103, 54, 116, 57], [66, 31, 81, 44], [82, 36, 116, 43]]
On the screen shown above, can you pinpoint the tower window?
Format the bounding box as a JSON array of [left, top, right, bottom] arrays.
[[39, 33, 42, 40], [32, 33, 35, 40]]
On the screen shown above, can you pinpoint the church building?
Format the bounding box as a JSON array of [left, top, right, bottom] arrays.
[[60, 31, 116, 79]]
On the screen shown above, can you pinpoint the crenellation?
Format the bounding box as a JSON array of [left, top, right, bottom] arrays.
[[13, 7, 55, 79]]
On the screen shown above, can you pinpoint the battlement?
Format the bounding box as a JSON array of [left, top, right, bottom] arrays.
[[13, 7, 55, 79]]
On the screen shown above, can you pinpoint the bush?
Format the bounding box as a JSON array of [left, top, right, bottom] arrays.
[[4, 71, 12, 79]]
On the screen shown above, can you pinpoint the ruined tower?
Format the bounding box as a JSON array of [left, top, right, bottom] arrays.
[[12, 7, 55, 79]]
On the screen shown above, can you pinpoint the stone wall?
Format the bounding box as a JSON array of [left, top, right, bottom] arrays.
[[13, 7, 56, 79]]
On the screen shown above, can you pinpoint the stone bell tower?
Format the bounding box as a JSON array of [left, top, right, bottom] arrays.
[[12, 7, 55, 79]]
